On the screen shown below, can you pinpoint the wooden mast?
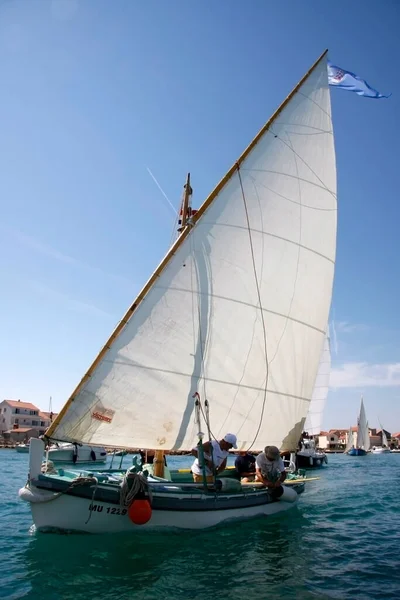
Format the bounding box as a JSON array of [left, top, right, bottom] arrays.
[[153, 449, 165, 478], [178, 173, 192, 232], [46, 49, 328, 443], [154, 174, 192, 474]]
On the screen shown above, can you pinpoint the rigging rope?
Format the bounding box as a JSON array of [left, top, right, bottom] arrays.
[[236, 165, 270, 452], [189, 233, 209, 404], [187, 165, 270, 453]]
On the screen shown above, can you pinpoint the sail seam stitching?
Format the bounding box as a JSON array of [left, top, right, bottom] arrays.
[[266, 129, 303, 367], [241, 168, 337, 200], [195, 222, 335, 262], [152, 286, 326, 334], [247, 175, 336, 212]]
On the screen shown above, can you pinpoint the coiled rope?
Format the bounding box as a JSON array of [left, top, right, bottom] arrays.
[[119, 471, 152, 508]]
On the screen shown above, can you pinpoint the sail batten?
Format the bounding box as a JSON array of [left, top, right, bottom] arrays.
[[47, 53, 337, 452]]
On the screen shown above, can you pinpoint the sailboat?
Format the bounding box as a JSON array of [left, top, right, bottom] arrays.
[[297, 332, 330, 468], [19, 50, 337, 533], [347, 398, 370, 456], [372, 424, 390, 453], [344, 426, 354, 454]]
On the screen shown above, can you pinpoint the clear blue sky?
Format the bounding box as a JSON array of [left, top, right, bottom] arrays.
[[1, 0, 399, 431]]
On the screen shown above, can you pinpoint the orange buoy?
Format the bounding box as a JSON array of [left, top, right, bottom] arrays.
[[128, 499, 152, 525]]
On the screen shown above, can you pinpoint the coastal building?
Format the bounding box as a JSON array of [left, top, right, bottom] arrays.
[[317, 429, 348, 451], [317, 426, 392, 451], [376, 429, 391, 444], [369, 428, 381, 447], [391, 432, 400, 448], [5, 428, 40, 443], [0, 399, 57, 439]]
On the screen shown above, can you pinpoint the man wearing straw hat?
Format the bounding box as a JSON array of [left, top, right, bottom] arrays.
[[255, 445, 287, 498]]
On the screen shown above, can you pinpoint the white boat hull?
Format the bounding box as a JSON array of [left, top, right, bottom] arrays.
[[371, 447, 390, 454], [296, 450, 327, 468], [16, 445, 30, 453], [20, 483, 299, 533], [48, 444, 107, 464], [21, 439, 301, 533]]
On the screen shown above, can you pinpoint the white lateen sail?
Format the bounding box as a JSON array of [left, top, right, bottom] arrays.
[[304, 331, 331, 436], [381, 426, 389, 447], [344, 427, 354, 453], [47, 53, 337, 452], [357, 398, 370, 451]]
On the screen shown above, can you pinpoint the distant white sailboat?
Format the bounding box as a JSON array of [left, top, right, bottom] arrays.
[[344, 426, 354, 454], [372, 424, 390, 454], [347, 397, 370, 456]]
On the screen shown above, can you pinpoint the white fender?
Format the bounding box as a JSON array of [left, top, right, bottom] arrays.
[[217, 478, 242, 492], [19, 485, 59, 504], [280, 486, 298, 503]]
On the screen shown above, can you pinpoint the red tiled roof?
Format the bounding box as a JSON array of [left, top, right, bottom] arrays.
[[4, 427, 36, 433], [327, 428, 357, 435], [39, 412, 58, 420], [319, 431, 329, 436], [329, 429, 347, 436], [392, 432, 400, 438], [3, 399, 40, 410]]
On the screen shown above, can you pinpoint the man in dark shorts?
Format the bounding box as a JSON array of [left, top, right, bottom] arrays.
[[235, 451, 256, 482]]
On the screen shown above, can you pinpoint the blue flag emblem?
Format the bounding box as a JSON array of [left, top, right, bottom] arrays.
[[328, 61, 391, 99]]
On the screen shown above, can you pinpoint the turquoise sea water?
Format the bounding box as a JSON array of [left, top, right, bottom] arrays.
[[1, 450, 400, 600]]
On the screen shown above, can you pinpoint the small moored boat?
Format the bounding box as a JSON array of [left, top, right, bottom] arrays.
[[16, 442, 30, 454], [47, 442, 107, 464], [296, 438, 328, 468]]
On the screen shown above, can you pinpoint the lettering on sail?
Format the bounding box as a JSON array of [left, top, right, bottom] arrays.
[[91, 404, 115, 424]]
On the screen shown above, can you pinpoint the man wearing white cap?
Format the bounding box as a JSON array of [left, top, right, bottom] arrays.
[[191, 434, 237, 483]]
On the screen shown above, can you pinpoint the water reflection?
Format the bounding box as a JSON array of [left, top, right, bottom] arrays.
[[22, 510, 319, 600], [5, 453, 400, 600]]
